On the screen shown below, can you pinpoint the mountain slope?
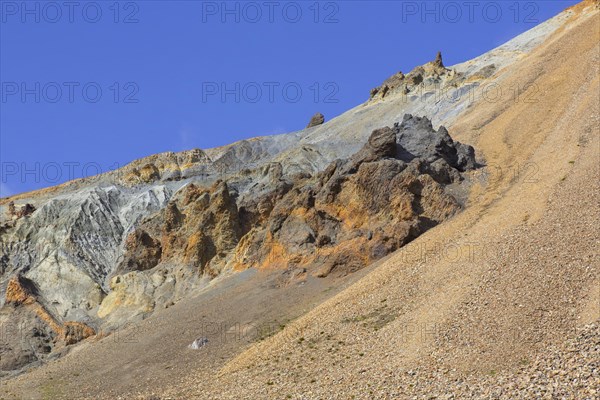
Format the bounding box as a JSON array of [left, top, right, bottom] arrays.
[[0, 1, 598, 399], [183, 2, 598, 398]]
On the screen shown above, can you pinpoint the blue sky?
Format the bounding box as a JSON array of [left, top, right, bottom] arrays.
[[0, 0, 579, 196]]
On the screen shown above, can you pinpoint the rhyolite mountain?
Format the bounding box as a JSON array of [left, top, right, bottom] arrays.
[[1, 2, 598, 398], [0, 6, 582, 373]]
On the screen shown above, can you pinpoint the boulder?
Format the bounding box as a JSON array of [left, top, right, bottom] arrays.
[[306, 112, 325, 128], [188, 337, 209, 349]]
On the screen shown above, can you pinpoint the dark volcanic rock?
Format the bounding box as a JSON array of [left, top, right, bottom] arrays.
[[394, 114, 476, 171], [224, 117, 474, 277], [353, 127, 397, 163]]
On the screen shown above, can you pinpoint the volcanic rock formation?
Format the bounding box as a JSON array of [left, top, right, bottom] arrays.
[[99, 115, 474, 318], [1, 2, 597, 396], [0, 112, 474, 374], [0, 41, 485, 375]]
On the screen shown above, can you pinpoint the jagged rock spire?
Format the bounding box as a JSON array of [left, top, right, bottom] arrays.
[[434, 51, 444, 68]]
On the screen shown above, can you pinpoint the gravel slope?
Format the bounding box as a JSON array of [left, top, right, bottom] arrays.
[[160, 3, 599, 399]]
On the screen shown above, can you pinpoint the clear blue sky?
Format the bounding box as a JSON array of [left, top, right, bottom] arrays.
[[0, 0, 579, 196]]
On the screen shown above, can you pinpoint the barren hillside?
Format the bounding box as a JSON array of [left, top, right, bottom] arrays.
[[0, 1, 598, 399], [177, 1, 600, 398], [193, 3, 600, 399]]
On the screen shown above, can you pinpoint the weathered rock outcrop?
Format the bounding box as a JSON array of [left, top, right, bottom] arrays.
[[6, 202, 35, 220], [369, 51, 463, 101], [0, 45, 484, 377], [5, 275, 37, 305], [116, 180, 243, 277], [118, 230, 163, 273], [396, 114, 476, 171], [114, 115, 474, 289], [433, 51, 444, 68], [227, 117, 468, 278], [0, 111, 475, 373], [1, 275, 96, 373]]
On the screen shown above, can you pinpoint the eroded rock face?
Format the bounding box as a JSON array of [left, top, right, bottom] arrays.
[[1, 274, 96, 374], [115, 115, 474, 284], [226, 118, 467, 278], [118, 230, 162, 273], [0, 111, 475, 373], [117, 180, 243, 277]]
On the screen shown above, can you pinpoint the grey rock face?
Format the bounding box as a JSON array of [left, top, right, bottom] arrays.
[[394, 114, 476, 171], [353, 127, 397, 163]]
